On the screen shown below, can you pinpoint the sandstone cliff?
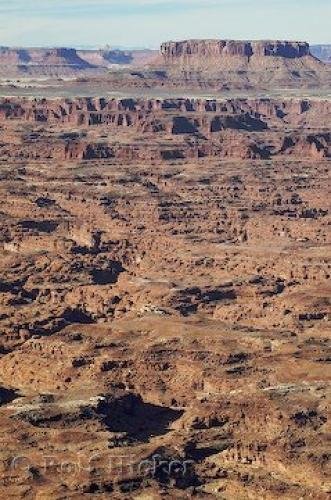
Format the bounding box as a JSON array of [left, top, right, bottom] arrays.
[[154, 39, 330, 90], [0, 97, 329, 162], [160, 39, 311, 61]]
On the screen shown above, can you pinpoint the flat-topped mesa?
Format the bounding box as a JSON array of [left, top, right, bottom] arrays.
[[0, 46, 93, 69], [160, 39, 311, 63]]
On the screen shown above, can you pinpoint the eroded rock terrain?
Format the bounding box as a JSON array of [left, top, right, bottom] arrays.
[[0, 92, 330, 498], [0, 96, 330, 162]]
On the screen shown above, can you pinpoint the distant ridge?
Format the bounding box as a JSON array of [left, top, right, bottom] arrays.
[[0, 39, 330, 90], [0, 47, 97, 77]]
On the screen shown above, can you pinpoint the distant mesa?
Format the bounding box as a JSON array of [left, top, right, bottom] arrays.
[[152, 39, 330, 90], [0, 39, 330, 90], [0, 46, 96, 77], [0, 45, 157, 77], [160, 39, 311, 62], [77, 48, 157, 68], [0, 46, 92, 68]]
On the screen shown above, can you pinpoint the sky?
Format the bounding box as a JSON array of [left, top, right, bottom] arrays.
[[0, 0, 329, 48]]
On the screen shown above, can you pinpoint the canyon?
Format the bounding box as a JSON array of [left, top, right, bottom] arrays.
[[0, 92, 330, 498], [0, 37, 330, 499], [0, 96, 329, 162]]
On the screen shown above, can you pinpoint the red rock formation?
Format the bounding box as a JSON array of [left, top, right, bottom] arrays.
[[0, 97, 329, 162], [160, 39, 311, 62], [155, 39, 330, 89], [0, 90, 329, 499], [0, 96, 330, 129]]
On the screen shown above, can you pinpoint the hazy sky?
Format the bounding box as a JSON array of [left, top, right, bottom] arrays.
[[0, 0, 329, 48]]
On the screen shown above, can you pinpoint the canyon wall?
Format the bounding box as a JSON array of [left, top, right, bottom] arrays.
[[0, 96, 330, 128], [0, 97, 330, 162]]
